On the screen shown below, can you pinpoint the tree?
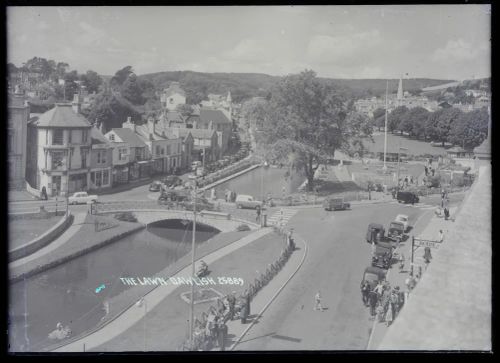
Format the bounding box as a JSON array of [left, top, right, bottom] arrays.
[[240, 97, 268, 131], [120, 73, 144, 104], [448, 107, 489, 149], [372, 108, 386, 131], [176, 104, 194, 117], [387, 106, 409, 133], [110, 66, 134, 90], [86, 90, 141, 130], [259, 70, 372, 191], [63, 70, 79, 100], [436, 108, 462, 146], [399, 107, 429, 139], [80, 70, 102, 94], [55, 62, 69, 80]]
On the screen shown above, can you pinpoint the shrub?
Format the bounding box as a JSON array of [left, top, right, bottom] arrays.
[[114, 212, 138, 223], [236, 224, 251, 232]]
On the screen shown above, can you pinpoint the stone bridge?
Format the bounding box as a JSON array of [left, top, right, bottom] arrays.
[[98, 208, 259, 233]]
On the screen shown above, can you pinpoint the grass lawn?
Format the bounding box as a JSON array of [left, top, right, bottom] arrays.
[[8, 215, 64, 250], [363, 133, 448, 156]]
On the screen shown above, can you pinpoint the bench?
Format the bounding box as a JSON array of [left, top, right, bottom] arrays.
[[199, 210, 231, 220]]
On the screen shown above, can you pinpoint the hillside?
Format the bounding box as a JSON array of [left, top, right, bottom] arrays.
[[136, 70, 455, 103]]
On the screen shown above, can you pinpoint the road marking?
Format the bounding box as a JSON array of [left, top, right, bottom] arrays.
[[266, 209, 298, 227]]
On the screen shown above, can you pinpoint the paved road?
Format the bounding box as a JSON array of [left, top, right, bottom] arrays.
[[235, 199, 439, 350]]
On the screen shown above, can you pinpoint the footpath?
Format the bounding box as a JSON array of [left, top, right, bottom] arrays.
[[367, 203, 459, 349], [52, 219, 306, 352]]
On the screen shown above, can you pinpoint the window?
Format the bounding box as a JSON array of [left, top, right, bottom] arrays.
[[90, 172, 96, 185], [97, 151, 101, 164], [82, 130, 88, 143], [119, 148, 127, 161], [103, 170, 109, 185], [53, 129, 63, 145], [166, 145, 171, 155], [156, 145, 161, 156], [109, 134, 115, 141], [81, 152, 87, 168], [51, 151, 64, 170], [68, 130, 72, 143], [97, 150, 107, 164], [172, 158, 176, 168]]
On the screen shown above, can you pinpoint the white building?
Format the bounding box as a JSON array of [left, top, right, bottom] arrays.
[[160, 81, 187, 111]]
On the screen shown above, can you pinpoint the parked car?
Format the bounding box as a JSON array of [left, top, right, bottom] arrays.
[[371, 241, 394, 269], [366, 223, 385, 244], [149, 181, 163, 192], [180, 197, 215, 212], [361, 266, 387, 290], [235, 194, 263, 209], [68, 192, 98, 205], [395, 214, 410, 232], [161, 175, 182, 188], [396, 191, 419, 204], [388, 221, 405, 242], [323, 197, 351, 211], [158, 189, 189, 204]]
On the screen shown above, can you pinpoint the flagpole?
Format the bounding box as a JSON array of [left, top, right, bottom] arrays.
[[383, 80, 388, 171]]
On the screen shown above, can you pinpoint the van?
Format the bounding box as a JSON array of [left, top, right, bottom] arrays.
[[235, 194, 262, 209], [396, 191, 419, 204]]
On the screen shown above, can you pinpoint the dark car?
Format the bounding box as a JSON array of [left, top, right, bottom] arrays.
[[158, 189, 189, 204], [388, 221, 405, 242], [372, 241, 394, 269], [396, 191, 419, 204], [361, 266, 386, 290], [323, 197, 351, 211], [149, 181, 162, 192], [366, 223, 385, 244], [179, 197, 215, 212], [161, 175, 182, 188]]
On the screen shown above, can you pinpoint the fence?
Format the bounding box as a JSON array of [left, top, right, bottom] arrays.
[[179, 229, 296, 351]]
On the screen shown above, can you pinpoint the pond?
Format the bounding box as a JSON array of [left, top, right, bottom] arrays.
[[8, 219, 219, 352]]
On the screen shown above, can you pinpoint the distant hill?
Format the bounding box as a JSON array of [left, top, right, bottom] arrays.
[[135, 70, 456, 104]]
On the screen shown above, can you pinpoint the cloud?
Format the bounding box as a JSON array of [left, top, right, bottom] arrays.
[[37, 21, 50, 30], [306, 30, 382, 66], [77, 21, 121, 47], [431, 39, 489, 63]]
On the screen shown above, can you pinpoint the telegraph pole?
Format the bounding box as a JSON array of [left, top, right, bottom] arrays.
[[189, 175, 197, 350]]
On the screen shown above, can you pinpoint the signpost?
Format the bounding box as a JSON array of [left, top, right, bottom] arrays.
[[411, 236, 442, 276]]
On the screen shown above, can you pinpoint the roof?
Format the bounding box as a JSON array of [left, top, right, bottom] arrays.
[[171, 127, 215, 140], [368, 223, 385, 230], [164, 111, 184, 124], [446, 146, 467, 153], [199, 108, 231, 124], [90, 127, 110, 145], [163, 83, 186, 98], [30, 104, 92, 128], [134, 124, 168, 142], [109, 128, 148, 148]]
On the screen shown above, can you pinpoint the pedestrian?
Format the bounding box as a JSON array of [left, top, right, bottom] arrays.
[[314, 291, 324, 311], [390, 289, 399, 316], [444, 207, 450, 220], [424, 166, 428, 176], [227, 293, 236, 320], [376, 303, 385, 322], [373, 281, 384, 297], [368, 290, 378, 317], [385, 299, 394, 326], [256, 205, 261, 223], [399, 253, 405, 272], [361, 281, 370, 306], [438, 230, 444, 243], [217, 319, 227, 351]]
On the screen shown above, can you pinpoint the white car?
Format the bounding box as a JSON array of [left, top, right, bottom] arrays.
[[68, 192, 98, 205], [395, 214, 409, 232], [235, 194, 263, 209]]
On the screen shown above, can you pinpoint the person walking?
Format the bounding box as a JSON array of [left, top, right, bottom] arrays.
[[399, 253, 405, 272], [361, 281, 370, 306], [438, 230, 444, 243], [385, 299, 394, 326], [374, 281, 384, 298], [368, 290, 378, 317], [314, 291, 324, 311], [256, 205, 261, 223]]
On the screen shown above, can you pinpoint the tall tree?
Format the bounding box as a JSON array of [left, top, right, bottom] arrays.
[[120, 73, 144, 104], [80, 70, 103, 93], [387, 106, 409, 133], [448, 107, 489, 149], [240, 97, 268, 130], [259, 70, 372, 191], [399, 107, 429, 139], [110, 66, 134, 90], [371, 107, 386, 131]]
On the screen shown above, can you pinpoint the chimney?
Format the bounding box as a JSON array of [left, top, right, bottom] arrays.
[[100, 122, 106, 134], [122, 116, 136, 133], [148, 117, 155, 135], [72, 93, 81, 114]]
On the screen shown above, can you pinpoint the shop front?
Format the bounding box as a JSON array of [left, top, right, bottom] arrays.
[[113, 165, 129, 185]]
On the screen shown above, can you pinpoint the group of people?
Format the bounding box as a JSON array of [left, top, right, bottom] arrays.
[[224, 190, 237, 203], [361, 281, 406, 327]]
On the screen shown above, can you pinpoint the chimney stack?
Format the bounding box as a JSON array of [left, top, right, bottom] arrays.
[[72, 93, 81, 114], [148, 117, 155, 135]]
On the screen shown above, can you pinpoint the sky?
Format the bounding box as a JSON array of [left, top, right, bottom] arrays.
[[7, 5, 491, 80]]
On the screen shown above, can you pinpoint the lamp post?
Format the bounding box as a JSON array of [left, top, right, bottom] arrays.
[[396, 145, 409, 192], [188, 174, 198, 350]]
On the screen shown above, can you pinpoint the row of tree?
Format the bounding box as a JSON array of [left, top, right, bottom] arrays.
[[371, 105, 489, 149]]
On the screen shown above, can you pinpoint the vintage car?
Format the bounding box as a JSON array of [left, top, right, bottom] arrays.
[[235, 194, 263, 209], [149, 181, 163, 192], [396, 191, 419, 204], [388, 221, 405, 242], [161, 175, 182, 188], [158, 189, 189, 204], [68, 192, 98, 205], [179, 197, 215, 212], [323, 197, 351, 211], [371, 241, 394, 269], [395, 214, 410, 232], [366, 223, 386, 244], [361, 266, 387, 290]]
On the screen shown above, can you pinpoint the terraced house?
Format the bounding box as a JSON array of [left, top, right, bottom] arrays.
[[89, 125, 113, 191]]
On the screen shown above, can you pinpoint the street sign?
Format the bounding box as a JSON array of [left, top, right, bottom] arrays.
[[414, 239, 441, 249]]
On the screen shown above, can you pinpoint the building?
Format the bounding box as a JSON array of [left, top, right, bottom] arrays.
[[8, 87, 30, 190], [105, 125, 151, 181], [160, 81, 186, 111], [89, 125, 113, 191], [26, 101, 93, 197], [170, 128, 219, 165], [186, 108, 232, 156], [124, 117, 183, 175]]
